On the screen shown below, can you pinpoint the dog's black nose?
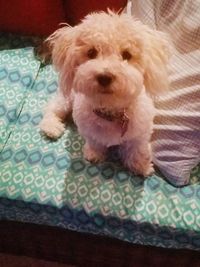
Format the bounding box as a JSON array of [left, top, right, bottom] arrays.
[[96, 73, 114, 87]]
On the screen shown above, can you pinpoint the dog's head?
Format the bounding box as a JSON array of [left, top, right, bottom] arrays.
[[47, 11, 171, 109]]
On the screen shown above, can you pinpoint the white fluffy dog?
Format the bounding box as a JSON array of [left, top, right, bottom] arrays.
[[40, 11, 170, 177]]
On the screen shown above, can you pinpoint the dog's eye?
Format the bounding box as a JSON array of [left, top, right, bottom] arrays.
[[87, 48, 98, 59], [121, 50, 132, 61]]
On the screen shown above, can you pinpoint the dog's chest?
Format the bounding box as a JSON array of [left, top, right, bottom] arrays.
[[72, 93, 154, 147], [77, 113, 126, 146], [72, 102, 131, 146]]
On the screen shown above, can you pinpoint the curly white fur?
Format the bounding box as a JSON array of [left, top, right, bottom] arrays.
[[40, 11, 171, 177]]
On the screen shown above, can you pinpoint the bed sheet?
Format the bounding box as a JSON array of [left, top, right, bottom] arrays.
[[0, 34, 200, 250]]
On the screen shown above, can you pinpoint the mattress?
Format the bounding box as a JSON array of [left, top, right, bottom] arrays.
[[0, 33, 200, 250]]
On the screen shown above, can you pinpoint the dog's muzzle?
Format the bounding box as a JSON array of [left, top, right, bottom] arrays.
[[96, 72, 115, 94]]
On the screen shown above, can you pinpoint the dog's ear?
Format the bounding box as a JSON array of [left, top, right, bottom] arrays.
[[46, 25, 75, 71], [142, 29, 172, 96]]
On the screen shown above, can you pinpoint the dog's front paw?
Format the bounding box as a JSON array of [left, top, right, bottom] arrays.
[[83, 143, 105, 163], [131, 161, 155, 177], [39, 116, 65, 139], [133, 163, 155, 177]]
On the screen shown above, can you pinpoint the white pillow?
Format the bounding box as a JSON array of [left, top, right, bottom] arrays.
[[131, 0, 200, 186]]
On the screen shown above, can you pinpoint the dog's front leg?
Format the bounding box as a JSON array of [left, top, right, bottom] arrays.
[[83, 140, 107, 164], [121, 139, 154, 177], [39, 92, 72, 139]]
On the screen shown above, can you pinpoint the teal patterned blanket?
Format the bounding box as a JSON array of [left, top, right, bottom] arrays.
[[0, 34, 200, 250]]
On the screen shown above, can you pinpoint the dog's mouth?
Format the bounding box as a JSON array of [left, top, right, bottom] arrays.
[[98, 87, 113, 94], [93, 108, 129, 137]]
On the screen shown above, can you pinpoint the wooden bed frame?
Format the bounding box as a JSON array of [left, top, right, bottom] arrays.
[[0, 220, 199, 267]]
